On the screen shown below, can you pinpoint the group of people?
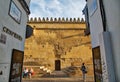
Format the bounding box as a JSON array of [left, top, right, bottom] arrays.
[[23, 67, 34, 79]]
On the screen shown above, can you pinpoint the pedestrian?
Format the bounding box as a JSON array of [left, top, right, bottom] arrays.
[[23, 67, 28, 78], [28, 69, 32, 79], [80, 63, 87, 82], [30, 67, 34, 76]]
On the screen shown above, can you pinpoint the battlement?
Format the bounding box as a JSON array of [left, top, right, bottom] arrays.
[[28, 17, 85, 23]]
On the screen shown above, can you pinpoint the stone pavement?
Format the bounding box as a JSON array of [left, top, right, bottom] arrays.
[[22, 71, 94, 82], [22, 78, 94, 82]]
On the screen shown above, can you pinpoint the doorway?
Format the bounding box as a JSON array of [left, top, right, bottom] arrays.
[[55, 60, 61, 71]]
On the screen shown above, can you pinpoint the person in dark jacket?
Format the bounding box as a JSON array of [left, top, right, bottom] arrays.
[[81, 63, 87, 82]]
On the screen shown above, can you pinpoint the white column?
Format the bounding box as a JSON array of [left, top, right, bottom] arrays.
[[99, 31, 116, 82]]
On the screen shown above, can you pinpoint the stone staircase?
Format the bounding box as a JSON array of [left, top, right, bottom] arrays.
[[41, 71, 69, 78]]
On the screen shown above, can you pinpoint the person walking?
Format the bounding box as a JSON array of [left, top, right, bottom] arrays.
[[80, 63, 87, 82]]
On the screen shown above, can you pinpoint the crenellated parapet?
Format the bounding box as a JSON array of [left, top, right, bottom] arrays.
[[28, 17, 85, 23]]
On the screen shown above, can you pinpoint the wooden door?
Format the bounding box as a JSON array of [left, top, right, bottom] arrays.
[[55, 60, 61, 71]]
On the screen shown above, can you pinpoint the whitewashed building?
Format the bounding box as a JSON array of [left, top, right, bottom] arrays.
[[83, 0, 120, 82], [0, 0, 30, 82]]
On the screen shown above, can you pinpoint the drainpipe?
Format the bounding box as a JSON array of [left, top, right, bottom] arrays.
[[99, 0, 106, 31]]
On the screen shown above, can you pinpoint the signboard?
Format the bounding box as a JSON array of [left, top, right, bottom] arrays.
[[2, 26, 22, 41], [92, 46, 102, 82], [9, 1, 21, 23], [9, 49, 24, 82]]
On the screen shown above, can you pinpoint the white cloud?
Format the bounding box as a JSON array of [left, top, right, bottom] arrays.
[[29, 0, 86, 18]]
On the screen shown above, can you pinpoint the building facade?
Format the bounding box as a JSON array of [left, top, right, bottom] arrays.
[[0, 0, 30, 82], [24, 17, 94, 77], [83, 0, 120, 82]]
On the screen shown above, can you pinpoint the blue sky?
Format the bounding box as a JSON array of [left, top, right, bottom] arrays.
[[29, 0, 86, 19]]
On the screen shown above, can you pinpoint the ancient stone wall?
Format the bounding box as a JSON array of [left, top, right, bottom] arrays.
[[24, 17, 93, 76]]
